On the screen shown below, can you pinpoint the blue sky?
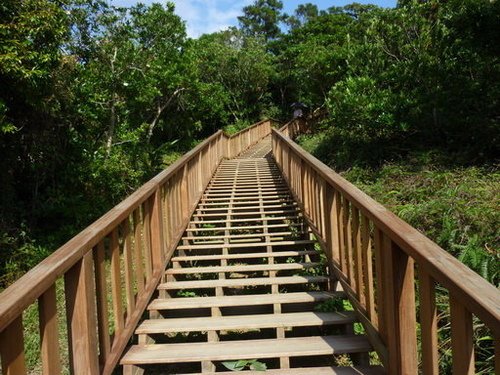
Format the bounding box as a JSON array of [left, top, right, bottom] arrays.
[[110, 0, 397, 38]]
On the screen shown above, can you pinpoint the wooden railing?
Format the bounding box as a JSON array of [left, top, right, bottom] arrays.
[[272, 128, 500, 375], [278, 117, 307, 139], [226, 119, 273, 158], [0, 119, 273, 375]]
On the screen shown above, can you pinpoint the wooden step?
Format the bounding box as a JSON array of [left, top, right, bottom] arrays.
[[203, 190, 289, 197], [189, 216, 299, 225], [184, 223, 300, 232], [198, 199, 294, 207], [201, 194, 291, 202], [201, 195, 291, 202], [148, 291, 341, 310], [192, 209, 299, 218], [120, 335, 373, 365], [207, 182, 287, 188], [136, 311, 357, 334], [171, 250, 317, 262], [165, 262, 320, 275], [188, 366, 385, 375], [181, 231, 303, 241], [196, 203, 297, 212], [177, 239, 315, 250], [158, 276, 329, 290], [211, 177, 282, 182], [205, 187, 288, 194], [208, 182, 285, 187]]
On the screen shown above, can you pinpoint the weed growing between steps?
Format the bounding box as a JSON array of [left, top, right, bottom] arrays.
[[222, 359, 267, 371]]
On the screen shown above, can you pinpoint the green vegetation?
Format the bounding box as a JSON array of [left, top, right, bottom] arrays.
[[1, 0, 497, 371], [222, 359, 267, 372]]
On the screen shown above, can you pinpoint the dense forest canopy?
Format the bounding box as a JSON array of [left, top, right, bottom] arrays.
[[1, 0, 498, 287]]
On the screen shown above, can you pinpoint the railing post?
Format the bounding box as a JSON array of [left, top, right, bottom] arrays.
[[450, 295, 474, 374], [64, 252, 99, 375], [382, 237, 418, 374], [39, 284, 61, 375], [150, 188, 166, 270], [0, 316, 26, 375], [419, 270, 438, 375]]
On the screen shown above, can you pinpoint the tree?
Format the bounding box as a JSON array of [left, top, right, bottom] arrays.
[[284, 3, 319, 30], [238, 0, 284, 41], [192, 29, 275, 127]]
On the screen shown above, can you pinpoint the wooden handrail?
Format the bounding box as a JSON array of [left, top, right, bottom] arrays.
[[0, 120, 274, 375], [226, 118, 277, 158], [272, 127, 500, 374], [279, 117, 308, 138]]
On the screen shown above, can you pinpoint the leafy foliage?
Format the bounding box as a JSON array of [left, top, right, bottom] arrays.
[[222, 359, 267, 372]]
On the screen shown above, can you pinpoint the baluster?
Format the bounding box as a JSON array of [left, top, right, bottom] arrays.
[[64, 252, 99, 374], [150, 189, 166, 270], [133, 209, 145, 294], [142, 200, 153, 281], [110, 227, 124, 334], [450, 295, 474, 374], [39, 284, 61, 375], [325, 185, 340, 264], [0, 316, 26, 375], [352, 206, 363, 302], [373, 228, 386, 343], [361, 215, 375, 324], [419, 269, 438, 375], [122, 218, 135, 318], [381, 235, 417, 374], [93, 241, 111, 367], [343, 198, 354, 288], [318, 178, 326, 238], [335, 192, 347, 275]]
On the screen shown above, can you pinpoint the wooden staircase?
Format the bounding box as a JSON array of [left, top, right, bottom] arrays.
[[2, 119, 498, 375], [121, 138, 384, 374]]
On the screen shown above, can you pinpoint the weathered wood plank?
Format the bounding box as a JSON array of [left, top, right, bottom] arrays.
[[419, 269, 438, 375], [148, 291, 340, 310], [93, 241, 111, 368], [381, 238, 417, 374], [64, 252, 99, 374], [110, 228, 124, 335], [0, 316, 27, 375], [121, 336, 372, 364], [38, 284, 61, 375], [450, 295, 474, 375]]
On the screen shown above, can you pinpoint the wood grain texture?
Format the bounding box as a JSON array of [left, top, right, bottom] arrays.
[[419, 269, 438, 375], [450, 295, 475, 375], [93, 241, 111, 368], [121, 335, 372, 364], [0, 316, 26, 375], [136, 311, 357, 333], [64, 253, 99, 374], [38, 284, 61, 375], [148, 291, 340, 310]]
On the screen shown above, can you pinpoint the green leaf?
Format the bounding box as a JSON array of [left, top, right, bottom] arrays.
[[222, 360, 247, 371], [249, 361, 267, 371]]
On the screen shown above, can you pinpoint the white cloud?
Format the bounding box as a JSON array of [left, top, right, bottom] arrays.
[[171, 0, 252, 38]]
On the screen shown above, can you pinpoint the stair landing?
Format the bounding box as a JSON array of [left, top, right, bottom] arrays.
[[120, 138, 383, 374]]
